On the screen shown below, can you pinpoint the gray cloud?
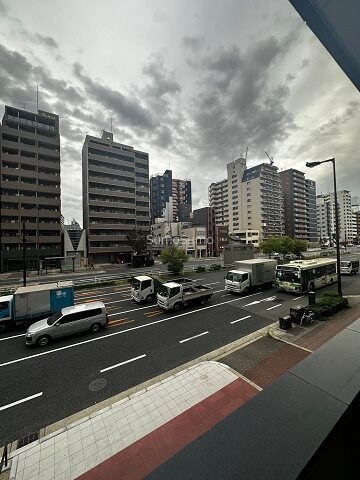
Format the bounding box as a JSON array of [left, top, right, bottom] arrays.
[[34, 33, 58, 49], [182, 36, 205, 51], [143, 55, 181, 98], [73, 62, 157, 131]]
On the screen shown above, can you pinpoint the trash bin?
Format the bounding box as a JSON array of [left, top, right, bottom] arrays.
[[290, 306, 306, 324], [279, 315, 292, 330], [308, 291, 316, 306]]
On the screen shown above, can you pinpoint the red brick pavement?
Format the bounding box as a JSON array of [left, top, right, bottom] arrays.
[[296, 302, 360, 351], [77, 377, 258, 480], [243, 344, 310, 389]]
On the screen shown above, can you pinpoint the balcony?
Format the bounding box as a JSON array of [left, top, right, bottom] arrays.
[[89, 246, 133, 254], [89, 187, 134, 199]]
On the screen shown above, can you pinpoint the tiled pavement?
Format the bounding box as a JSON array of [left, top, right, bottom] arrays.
[[4, 300, 360, 480]]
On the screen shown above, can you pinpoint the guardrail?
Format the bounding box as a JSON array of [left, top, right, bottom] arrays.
[[0, 444, 8, 473]]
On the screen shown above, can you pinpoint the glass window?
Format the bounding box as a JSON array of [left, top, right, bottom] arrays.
[[141, 280, 152, 290]]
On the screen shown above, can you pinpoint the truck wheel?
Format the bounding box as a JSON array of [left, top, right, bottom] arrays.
[[146, 295, 154, 303], [90, 323, 101, 333], [37, 335, 50, 347], [243, 287, 250, 295], [173, 303, 181, 312], [200, 298, 206, 305]]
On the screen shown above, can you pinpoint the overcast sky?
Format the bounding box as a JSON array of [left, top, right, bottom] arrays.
[[0, 0, 359, 225]]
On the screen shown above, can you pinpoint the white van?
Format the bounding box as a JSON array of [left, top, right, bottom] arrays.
[[25, 302, 108, 347]]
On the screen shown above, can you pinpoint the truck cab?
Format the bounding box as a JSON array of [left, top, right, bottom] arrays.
[[225, 270, 250, 294], [157, 282, 185, 311], [0, 295, 13, 323], [131, 275, 158, 303]]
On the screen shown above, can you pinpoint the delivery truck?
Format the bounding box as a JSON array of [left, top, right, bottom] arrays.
[[0, 281, 74, 329], [157, 281, 213, 311], [340, 259, 359, 275], [131, 276, 193, 303], [225, 259, 277, 294]]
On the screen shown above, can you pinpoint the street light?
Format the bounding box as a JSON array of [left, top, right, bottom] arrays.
[[306, 158, 342, 296]]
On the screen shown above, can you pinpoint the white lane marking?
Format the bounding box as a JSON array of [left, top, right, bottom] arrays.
[[221, 294, 232, 297], [230, 315, 251, 324], [203, 282, 220, 286], [293, 296, 305, 300], [0, 392, 43, 412], [0, 291, 262, 368], [194, 278, 205, 281], [179, 331, 209, 344], [244, 295, 277, 307], [104, 299, 130, 305], [266, 304, 282, 311], [0, 333, 25, 342], [100, 354, 146, 373], [75, 285, 130, 296]]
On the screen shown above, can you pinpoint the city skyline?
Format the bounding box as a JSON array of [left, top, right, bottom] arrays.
[[0, 0, 359, 224]]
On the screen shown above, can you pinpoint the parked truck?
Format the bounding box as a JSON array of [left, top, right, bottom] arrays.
[[0, 281, 74, 329], [131, 276, 193, 303], [225, 259, 277, 294], [131, 253, 154, 268], [157, 282, 213, 311], [340, 259, 359, 275]]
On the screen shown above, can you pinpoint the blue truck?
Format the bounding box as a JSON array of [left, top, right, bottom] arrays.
[[0, 281, 75, 330]]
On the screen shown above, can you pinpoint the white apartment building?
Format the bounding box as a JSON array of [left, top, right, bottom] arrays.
[[317, 190, 353, 244], [209, 179, 228, 226]]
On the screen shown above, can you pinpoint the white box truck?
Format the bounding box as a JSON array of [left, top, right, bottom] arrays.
[[157, 282, 214, 311], [340, 259, 359, 275], [225, 259, 277, 294]]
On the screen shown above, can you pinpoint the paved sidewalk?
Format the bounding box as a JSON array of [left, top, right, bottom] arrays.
[[7, 362, 258, 480], [3, 300, 360, 480]]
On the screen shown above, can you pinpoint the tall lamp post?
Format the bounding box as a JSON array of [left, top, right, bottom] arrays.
[[306, 158, 342, 296]]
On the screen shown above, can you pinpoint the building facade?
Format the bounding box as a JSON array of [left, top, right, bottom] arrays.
[[172, 177, 192, 222], [63, 220, 87, 266], [317, 190, 353, 244], [0, 105, 62, 273], [209, 179, 229, 226], [191, 206, 216, 256], [150, 169, 172, 224], [82, 131, 149, 264], [279, 169, 318, 244]]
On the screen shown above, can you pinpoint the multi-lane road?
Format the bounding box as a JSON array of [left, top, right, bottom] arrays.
[[0, 269, 359, 446]]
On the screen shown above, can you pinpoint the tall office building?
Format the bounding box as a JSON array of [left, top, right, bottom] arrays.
[[0, 105, 61, 273], [279, 169, 318, 243], [209, 179, 229, 226], [82, 131, 149, 264], [172, 177, 192, 222], [150, 169, 173, 224], [317, 190, 353, 244]]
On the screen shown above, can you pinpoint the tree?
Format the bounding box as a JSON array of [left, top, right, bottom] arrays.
[[293, 239, 308, 255], [160, 246, 188, 274], [259, 237, 281, 257], [126, 228, 147, 254], [277, 236, 295, 255]]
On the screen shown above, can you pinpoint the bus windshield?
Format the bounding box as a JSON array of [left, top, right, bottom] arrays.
[[276, 267, 300, 283]]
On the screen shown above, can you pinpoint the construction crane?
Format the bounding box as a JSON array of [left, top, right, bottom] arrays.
[[265, 151, 274, 166]]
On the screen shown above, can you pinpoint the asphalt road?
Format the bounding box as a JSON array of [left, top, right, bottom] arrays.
[[0, 270, 359, 446]]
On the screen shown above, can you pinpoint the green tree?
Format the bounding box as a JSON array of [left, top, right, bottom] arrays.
[[277, 236, 295, 255], [126, 228, 147, 254], [160, 246, 188, 274], [259, 237, 281, 257], [293, 239, 308, 255]]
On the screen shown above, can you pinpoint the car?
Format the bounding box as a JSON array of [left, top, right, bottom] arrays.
[[25, 302, 108, 347]]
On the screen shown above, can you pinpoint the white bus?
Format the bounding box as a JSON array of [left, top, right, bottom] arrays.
[[275, 258, 337, 293]]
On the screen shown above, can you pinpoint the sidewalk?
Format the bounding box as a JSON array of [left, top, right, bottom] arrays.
[[3, 299, 360, 480]]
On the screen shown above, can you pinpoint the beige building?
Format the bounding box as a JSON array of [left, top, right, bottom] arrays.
[[0, 105, 62, 273], [82, 131, 149, 264], [209, 178, 228, 226]]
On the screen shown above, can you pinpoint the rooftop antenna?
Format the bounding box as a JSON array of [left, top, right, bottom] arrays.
[[110, 117, 113, 133], [36, 84, 39, 111], [265, 151, 274, 166], [245, 146, 248, 160]]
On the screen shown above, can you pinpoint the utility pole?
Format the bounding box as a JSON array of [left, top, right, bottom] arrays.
[[22, 222, 27, 287]]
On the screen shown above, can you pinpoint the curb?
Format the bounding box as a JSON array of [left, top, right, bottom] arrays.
[[268, 326, 313, 352]]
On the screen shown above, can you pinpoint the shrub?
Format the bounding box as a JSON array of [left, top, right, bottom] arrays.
[[196, 266, 206, 272], [210, 264, 221, 271], [311, 293, 349, 320]]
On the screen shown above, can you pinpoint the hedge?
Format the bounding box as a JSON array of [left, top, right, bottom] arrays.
[[311, 292, 349, 320]]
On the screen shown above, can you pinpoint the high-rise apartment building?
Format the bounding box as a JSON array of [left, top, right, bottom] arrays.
[[82, 131, 149, 264], [0, 105, 62, 273], [279, 169, 318, 244], [172, 177, 192, 222], [317, 190, 353, 244], [208, 157, 284, 241], [241, 162, 284, 239], [150, 169, 173, 224], [150, 170, 191, 224], [209, 179, 228, 226]]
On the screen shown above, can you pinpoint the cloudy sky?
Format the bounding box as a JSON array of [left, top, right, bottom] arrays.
[[1, 0, 359, 225]]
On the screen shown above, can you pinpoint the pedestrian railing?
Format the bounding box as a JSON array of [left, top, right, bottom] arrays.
[[0, 444, 8, 473]]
